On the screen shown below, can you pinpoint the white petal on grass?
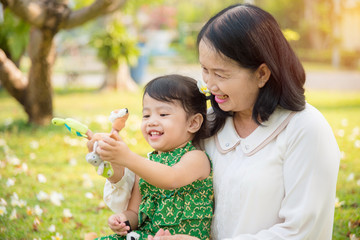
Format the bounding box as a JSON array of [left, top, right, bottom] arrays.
[[17, 199, 27, 208], [63, 208, 72, 218], [26, 206, 34, 216], [29, 153, 36, 160], [98, 201, 106, 209], [0, 160, 6, 168], [336, 129, 345, 138], [63, 136, 82, 146], [69, 158, 77, 166], [4, 118, 13, 127], [37, 191, 49, 201], [21, 163, 28, 172], [34, 205, 43, 216], [335, 197, 345, 208], [48, 224, 56, 232], [0, 138, 6, 146], [51, 232, 63, 240], [0, 206, 7, 216], [340, 151, 346, 160], [341, 118, 348, 127], [6, 178, 15, 187], [30, 140, 40, 149], [50, 192, 64, 206], [7, 155, 20, 165], [9, 209, 17, 220], [85, 192, 94, 199], [37, 174, 47, 183], [82, 174, 94, 188], [0, 198, 7, 206], [347, 173, 355, 182]]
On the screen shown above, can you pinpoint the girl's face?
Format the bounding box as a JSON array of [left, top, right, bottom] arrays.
[[199, 40, 262, 115], [141, 93, 194, 153]]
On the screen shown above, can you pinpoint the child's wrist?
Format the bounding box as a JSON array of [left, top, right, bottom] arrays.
[[107, 167, 124, 183]]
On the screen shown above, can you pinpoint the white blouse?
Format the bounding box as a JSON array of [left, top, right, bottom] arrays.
[[103, 103, 340, 240]]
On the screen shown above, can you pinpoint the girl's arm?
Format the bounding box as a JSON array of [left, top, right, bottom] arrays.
[[97, 137, 210, 190]]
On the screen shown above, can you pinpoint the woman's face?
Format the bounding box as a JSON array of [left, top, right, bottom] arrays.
[[199, 40, 261, 115]]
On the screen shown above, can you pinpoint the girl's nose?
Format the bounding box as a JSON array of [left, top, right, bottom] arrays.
[[147, 118, 159, 126]]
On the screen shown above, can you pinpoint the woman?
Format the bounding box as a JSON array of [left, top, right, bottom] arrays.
[[100, 4, 340, 240]]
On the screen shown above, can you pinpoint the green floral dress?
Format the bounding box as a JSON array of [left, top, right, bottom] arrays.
[[97, 142, 213, 240]]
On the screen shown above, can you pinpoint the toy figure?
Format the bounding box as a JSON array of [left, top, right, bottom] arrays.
[[52, 108, 129, 178]]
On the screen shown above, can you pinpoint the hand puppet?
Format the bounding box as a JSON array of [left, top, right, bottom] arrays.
[[52, 108, 129, 178]]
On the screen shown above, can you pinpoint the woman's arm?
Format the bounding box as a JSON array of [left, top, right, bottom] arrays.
[[228, 108, 340, 239], [103, 167, 135, 213], [108, 176, 141, 234]]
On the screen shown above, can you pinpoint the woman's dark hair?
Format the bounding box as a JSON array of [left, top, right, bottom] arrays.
[[143, 74, 208, 145], [197, 4, 306, 136]]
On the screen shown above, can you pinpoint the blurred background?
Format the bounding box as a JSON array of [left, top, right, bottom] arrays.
[[1, 0, 360, 94]]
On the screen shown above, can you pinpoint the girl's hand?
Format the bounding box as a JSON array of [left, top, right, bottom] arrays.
[[96, 136, 130, 183], [96, 136, 129, 164], [108, 213, 130, 236]]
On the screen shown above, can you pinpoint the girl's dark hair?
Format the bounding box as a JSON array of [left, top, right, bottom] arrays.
[[143, 74, 208, 145], [197, 4, 306, 136]]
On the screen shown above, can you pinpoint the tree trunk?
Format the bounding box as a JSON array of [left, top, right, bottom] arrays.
[[102, 63, 138, 92], [0, 0, 128, 125], [25, 27, 56, 125]]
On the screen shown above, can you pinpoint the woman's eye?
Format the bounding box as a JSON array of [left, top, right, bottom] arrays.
[[215, 73, 225, 78], [202, 67, 209, 73]]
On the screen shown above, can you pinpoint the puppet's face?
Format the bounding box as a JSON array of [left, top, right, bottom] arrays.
[[86, 152, 102, 167]]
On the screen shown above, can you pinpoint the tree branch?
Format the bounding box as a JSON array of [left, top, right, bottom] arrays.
[[0, 0, 47, 28], [1, 0, 127, 30], [61, 0, 127, 29], [0, 48, 28, 105]]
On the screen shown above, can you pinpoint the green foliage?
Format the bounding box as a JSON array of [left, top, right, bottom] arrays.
[[0, 9, 30, 63], [0, 88, 359, 239], [89, 19, 140, 69]]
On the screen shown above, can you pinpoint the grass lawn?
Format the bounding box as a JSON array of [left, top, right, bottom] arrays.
[[0, 88, 359, 239]]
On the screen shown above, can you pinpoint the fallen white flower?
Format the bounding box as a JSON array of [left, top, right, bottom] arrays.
[[34, 205, 43, 216], [37, 174, 47, 183], [48, 224, 56, 232], [0, 206, 7, 216], [37, 191, 49, 201], [50, 192, 64, 206], [63, 208, 72, 218]]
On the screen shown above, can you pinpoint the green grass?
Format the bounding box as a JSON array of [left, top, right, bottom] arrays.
[[0, 88, 359, 239]]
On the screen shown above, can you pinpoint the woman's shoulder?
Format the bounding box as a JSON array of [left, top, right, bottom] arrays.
[[286, 103, 335, 139], [290, 103, 330, 128]]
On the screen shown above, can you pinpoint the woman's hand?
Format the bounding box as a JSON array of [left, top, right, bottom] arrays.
[[148, 229, 199, 240], [108, 213, 130, 236]]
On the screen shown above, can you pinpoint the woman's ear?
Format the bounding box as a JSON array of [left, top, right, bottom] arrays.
[[187, 113, 204, 134], [256, 63, 271, 88]]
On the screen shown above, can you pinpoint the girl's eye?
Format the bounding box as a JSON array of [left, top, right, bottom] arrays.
[[160, 113, 169, 117], [143, 114, 150, 118]]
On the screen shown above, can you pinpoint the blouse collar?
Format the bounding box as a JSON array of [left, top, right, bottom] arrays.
[[215, 107, 296, 156]]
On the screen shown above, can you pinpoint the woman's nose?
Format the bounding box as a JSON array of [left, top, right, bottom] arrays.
[[204, 75, 218, 92]]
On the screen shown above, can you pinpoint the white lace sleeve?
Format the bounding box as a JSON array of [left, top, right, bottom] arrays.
[[103, 168, 135, 213]]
